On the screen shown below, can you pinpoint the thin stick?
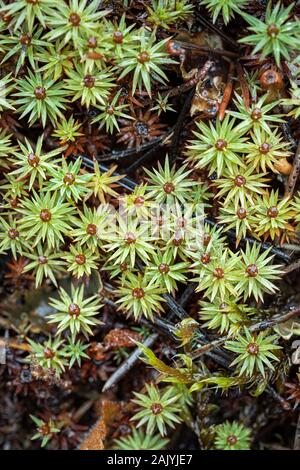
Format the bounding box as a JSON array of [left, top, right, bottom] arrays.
[[285, 138, 300, 197], [190, 305, 300, 361]]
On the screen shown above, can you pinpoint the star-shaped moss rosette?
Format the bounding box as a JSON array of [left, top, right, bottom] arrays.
[[23, 243, 66, 287], [17, 190, 76, 249], [64, 63, 116, 108], [0, 132, 18, 169], [52, 115, 83, 145], [86, 161, 123, 204], [187, 114, 247, 177], [245, 127, 292, 173], [92, 90, 132, 133], [13, 70, 67, 127], [228, 93, 284, 133], [9, 134, 62, 190], [63, 242, 98, 279], [72, 205, 108, 252], [48, 284, 103, 341], [147, 0, 194, 29], [30, 415, 61, 448], [225, 327, 281, 378], [131, 383, 182, 436], [37, 41, 77, 81], [240, 1, 300, 67], [46, 157, 92, 202], [114, 428, 169, 451], [201, 0, 247, 25], [144, 155, 197, 205], [0, 0, 55, 33], [104, 216, 156, 268], [233, 242, 283, 302], [27, 336, 68, 376], [214, 421, 251, 450], [214, 164, 269, 210], [145, 248, 190, 294], [218, 203, 257, 246], [254, 189, 295, 241], [116, 272, 166, 321], [199, 297, 255, 335], [194, 249, 240, 302], [44, 0, 109, 49], [0, 215, 30, 259], [116, 29, 176, 97]]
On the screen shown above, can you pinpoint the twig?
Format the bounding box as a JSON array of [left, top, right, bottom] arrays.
[[126, 131, 173, 174], [283, 259, 300, 275], [165, 60, 214, 99], [194, 12, 240, 50], [285, 138, 300, 197], [101, 284, 195, 392], [190, 305, 300, 361], [219, 62, 235, 120], [236, 61, 250, 111], [169, 88, 195, 163]]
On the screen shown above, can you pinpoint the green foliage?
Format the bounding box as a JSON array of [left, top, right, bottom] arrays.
[[17, 190, 76, 248], [30, 415, 60, 448], [23, 244, 66, 287], [225, 327, 281, 378], [131, 383, 182, 436], [147, 0, 194, 29], [187, 115, 247, 176], [44, 0, 109, 48], [28, 336, 68, 375], [117, 30, 175, 97], [214, 421, 251, 450], [48, 284, 102, 341], [240, 2, 300, 66], [114, 428, 169, 450], [145, 155, 197, 204], [201, 0, 247, 25], [13, 70, 67, 127], [10, 135, 62, 190], [233, 242, 283, 302], [116, 272, 166, 321], [1, 0, 54, 33]]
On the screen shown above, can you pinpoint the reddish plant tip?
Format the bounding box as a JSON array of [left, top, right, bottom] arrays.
[[69, 12, 81, 26], [247, 342, 259, 355], [27, 0, 39, 4], [259, 142, 271, 154], [213, 267, 224, 279], [38, 255, 48, 265], [163, 182, 175, 194], [267, 24, 280, 36], [151, 403, 163, 415], [166, 40, 184, 56], [86, 223, 97, 235], [226, 435, 238, 446], [63, 172, 75, 185], [10, 198, 19, 209], [234, 175, 246, 187], [203, 233, 211, 246], [132, 287, 145, 299], [8, 228, 19, 240], [267, 206, 279, 218], [137, 51, 150, 63], [215, 139, 227, 150], [237, 207, 247, 219], [27, 153, 40, 167], [246, 264, 258, 277], [75, 253, 86, 265], [43, 347, 55, 359], [38, 424, 51, 436], [113, 31, 123, 44], [83, 75, 95, 88], [260, 69, 283, 90], [34, 87, 46, 100], [251, 108, 262, 121], [39, 209, 52, 222], [119, 262, 128, 272], [158, 263, 170, 274], [20, 33, 31, 45], [201, 253, 211, 264], [87, 36, 97, 48], [124, 231, 136, 244], [134, 196, 145, 206], [106, 105, 115, 115], [172, 234, 183, 246], [68, 303, 81, 317]]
